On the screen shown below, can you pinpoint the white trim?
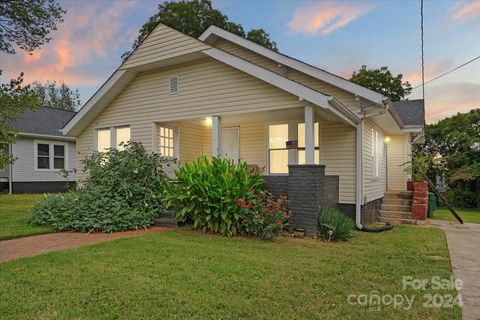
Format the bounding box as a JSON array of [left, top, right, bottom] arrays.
[[304, 105, 315, 164], [199, 26, 387, 105], [33, 139, 69, 172], [18, 132, 76, 141], [212, 116, 221, 157]]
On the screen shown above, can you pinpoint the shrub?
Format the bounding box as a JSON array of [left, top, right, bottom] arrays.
[[318, 208, 354, 241], [237, 190, 289, 239], [166, 156, 264, 236], [29, 142, 171, 232]]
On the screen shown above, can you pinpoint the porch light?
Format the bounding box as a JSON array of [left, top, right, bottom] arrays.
[[203, 117, 212, 127], [384, 136, 391, 143]]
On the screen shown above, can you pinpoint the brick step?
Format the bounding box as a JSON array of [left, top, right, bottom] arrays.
[[379, 210, 412, 219], [154, 217, 178, 228], [381, 204, 412, 212], [382, 198, 413, 205], [378, 216, 420, 225]]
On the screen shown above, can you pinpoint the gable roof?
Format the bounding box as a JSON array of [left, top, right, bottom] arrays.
[[392, 99, 425, 127], [199, 26, 389, 106], [9, 107, 76, 138]]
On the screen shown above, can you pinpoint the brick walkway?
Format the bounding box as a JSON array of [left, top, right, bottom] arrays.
[[0, 226, 169, 263]]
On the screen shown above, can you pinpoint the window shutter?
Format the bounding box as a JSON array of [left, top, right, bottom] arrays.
[[169, 76, 179, 94]]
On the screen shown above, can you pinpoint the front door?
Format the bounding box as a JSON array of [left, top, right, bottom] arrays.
[[221, 127, 240, 162]]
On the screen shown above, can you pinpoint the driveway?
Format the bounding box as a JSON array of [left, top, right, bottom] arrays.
[[427, 220, 480, 320]]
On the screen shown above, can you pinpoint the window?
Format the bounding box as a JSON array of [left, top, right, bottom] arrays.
[[169, 76, 179, 94], [268, 124, 289, 174], [35, 141, 67, 171], [297, 122, 320, 165], [96, 126, 130, 152], [158, 125, 176, 157]]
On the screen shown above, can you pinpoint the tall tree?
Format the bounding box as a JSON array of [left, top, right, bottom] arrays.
[[122, 0, 277, 61], [350, 66, 412, 101], [0, 0, 65, 54], [32, 81, 81, 111]]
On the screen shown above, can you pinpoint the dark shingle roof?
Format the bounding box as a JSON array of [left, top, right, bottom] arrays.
[[392, 99, 425, 126], [8, 107, 77, 136]]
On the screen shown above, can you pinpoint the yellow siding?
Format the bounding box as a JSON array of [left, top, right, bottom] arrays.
[[121, 24, 210, 69], [240, 123, 266, 169], [363, 119, 387, 202], [76, 57, 304, 182], [322, 120, 356, 203], [178, 122, 204, 163], [387, 135, 409, 191], [214, 39, 360, 114]]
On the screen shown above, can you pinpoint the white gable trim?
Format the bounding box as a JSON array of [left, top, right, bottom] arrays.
[[203, 48, 359, 126], [199, 26, 387, 105]]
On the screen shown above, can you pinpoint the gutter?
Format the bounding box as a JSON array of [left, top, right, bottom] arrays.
[[8, 143, 13, 194], [18, 132, 76, 141]]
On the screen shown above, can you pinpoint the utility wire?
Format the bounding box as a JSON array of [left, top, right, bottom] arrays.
[[420, 0, 425, 100], [412, 55, 480, 90]]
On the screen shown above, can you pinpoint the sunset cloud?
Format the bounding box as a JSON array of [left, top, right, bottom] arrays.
[[452, 1, 480, 21], [288, 1, 374, 35], [404, 58, 454, 85]]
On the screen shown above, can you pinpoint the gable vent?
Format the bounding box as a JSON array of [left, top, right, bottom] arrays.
[[169, 76, 179, 94]]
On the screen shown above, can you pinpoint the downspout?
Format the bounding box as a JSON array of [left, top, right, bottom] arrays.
[[8, 143, 13, 194], [355, 122, 363, 230]]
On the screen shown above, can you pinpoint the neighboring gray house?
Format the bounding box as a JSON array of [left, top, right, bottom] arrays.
[[0, 107, 77, 193]]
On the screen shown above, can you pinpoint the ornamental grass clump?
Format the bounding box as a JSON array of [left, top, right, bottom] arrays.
[[29, 142, 171, 232], [317, 208, 354, 241]]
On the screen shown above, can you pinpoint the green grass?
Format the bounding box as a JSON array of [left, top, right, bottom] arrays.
[[0, 227, 460, 319], [0, 194, 54, 240], [432, 207, 480, 224]]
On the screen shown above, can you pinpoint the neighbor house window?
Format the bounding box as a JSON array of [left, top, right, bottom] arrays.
[[158, 125, 176, 157], [35, 141, 67, 171], [297, 122, 320, 165], [96, 126, 130, 152], [268, 124, 289, 174]]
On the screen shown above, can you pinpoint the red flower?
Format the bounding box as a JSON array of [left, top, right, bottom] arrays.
[[260, 211, 264, 217], [247, 202, 252, 208], [278, 220, 283, 224]]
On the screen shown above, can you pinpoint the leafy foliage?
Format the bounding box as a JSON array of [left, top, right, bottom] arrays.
[[350, 65, 412, 101], [29, 142, 171, 232], [166, 156, 264, 236], [0, 71, 40, 169], [122, 0, 277, 60], [401, 152, 431, 182], [237, 191, 289, 239], [32, 80, 81, 111], [318, 208, 354, 241], [0, 0, 65, 54], [422, 109, 480, 208]]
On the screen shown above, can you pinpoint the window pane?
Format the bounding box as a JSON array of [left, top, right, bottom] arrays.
[[38, 156, 49, 169], [298, 149, 320, 165], [97, 129, 111, 152], [269, 124, 288, 149], [38, 144, 49, 156], [269, 150, 288, 174], [116, 127, 130, 150], [298, 123, 319, 148], [54, 157, 65, 169], [54, 145, 64, 157]]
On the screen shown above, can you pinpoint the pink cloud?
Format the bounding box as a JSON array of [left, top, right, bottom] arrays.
[[404, 59, 454, 85], [288, 1, 374, 35], [453, 1, 480, 21]]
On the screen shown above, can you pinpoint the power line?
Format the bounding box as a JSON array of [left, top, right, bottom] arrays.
[[420, 0, 425, 99], [412, 55, 480, 90]]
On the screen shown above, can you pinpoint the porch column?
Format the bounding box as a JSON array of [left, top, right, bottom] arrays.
[[304, 104, 315, 164], [212, 116, 221, 157]]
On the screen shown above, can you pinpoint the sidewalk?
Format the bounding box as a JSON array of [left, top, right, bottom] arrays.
[[0, 226, 169, 263]]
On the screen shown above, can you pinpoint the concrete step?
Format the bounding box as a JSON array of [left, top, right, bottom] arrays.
[[382, 198, 413, 206], [381, 204, 412, 212], [384, 191, 413, 200], [378, 216, 419, 225], [379, 210, 412, 219], [154, 217, 178, 228]]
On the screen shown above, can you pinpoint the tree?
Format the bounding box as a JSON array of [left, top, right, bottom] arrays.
[[423, 109, 480, 208], [122, 0, 277, 61], [0, 72, 40, 169], [0, 0, 65, 54], [32, 81, 81, 111], [350, 66, 412, 101]]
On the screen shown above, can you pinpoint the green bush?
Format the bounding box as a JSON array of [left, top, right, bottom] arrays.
[[237, 190, 289, 240], [29, 142, 171, 232], [318, 208, 354, 241], [166, 156, 264, 236]]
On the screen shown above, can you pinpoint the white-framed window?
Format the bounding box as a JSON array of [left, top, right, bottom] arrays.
[[268, 124, 289, 174], [372, 128, 381, 178], [297, 122, 320, 165], [95, 126, 130, 152], [157, 125, 177, 157], [34, 140, 68, 171]]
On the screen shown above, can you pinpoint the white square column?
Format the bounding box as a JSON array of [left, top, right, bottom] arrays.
[[304, 105, 315, 164], [212, 116, 221, 157]]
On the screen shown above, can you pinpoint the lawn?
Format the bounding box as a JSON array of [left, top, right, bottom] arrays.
[[0, 194, 54, 240], [0, 227, 460, 319], [431, 207, 480, 224]]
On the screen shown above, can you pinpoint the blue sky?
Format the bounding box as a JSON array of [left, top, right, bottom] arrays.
[[1, 0, 479, 123]]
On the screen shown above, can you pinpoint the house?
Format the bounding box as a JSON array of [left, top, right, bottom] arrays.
[[62, 24, 424, 234], [1, 107, 77, 193]]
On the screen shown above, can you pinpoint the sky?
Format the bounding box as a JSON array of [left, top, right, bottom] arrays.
[[1, 0, 479, 124]]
